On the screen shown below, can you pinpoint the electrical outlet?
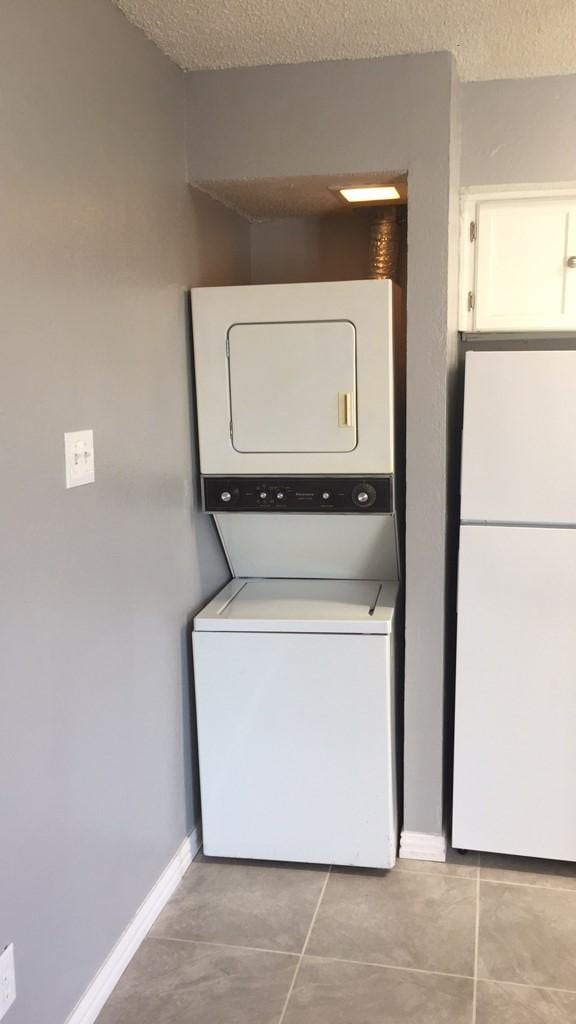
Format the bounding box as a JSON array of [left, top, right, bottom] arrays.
[[0, 944, 16, 1020], [65, 430, 95, 488]]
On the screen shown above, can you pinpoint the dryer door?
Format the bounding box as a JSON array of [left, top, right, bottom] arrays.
[[228, 320, 357, 453]]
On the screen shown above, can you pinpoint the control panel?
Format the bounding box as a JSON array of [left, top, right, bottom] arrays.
[[203, 476, 394, 514]]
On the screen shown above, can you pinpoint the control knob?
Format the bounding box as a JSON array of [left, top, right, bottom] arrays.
[[352, 483, 377, 509], [218, 486, 239, 507]]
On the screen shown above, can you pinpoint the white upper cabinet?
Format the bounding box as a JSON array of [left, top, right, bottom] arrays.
[[459, 190, 576, 333]]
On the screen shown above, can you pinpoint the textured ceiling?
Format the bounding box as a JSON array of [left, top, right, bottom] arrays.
[[195, 174, 407, 221], [114, 0, 576, 82]]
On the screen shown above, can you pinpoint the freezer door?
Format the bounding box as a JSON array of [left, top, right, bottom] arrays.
[[453, 525, 576, 859], [193, 631, 396, 868], [228, 320, 357, 453], [461, 350, 576, 524]]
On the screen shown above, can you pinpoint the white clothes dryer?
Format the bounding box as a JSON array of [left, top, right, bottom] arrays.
[[191, 279, 395, 477]]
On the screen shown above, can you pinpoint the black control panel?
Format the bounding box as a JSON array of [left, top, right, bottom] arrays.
[[203, 476, 394, 514]]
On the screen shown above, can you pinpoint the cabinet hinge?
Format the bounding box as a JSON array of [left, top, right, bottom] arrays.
[[469, 221, 477, 242], [467, 291, 475, 312], [229, 421, 233, 440], [225, 337, 230, 358]]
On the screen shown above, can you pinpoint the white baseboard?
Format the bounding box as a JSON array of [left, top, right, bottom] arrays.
[[66, 821, 202, 1024], [399, 830, 447, 863]]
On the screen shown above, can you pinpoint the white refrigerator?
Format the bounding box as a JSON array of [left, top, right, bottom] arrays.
[[452, 350, 576, 860]]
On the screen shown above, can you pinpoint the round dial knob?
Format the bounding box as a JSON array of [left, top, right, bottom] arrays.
[[321, 491, 332, 501], [218, 486, 239, 507], [259, 491, 268, 501], [276, 491, 285, 501], [352, 483, 377, 509]]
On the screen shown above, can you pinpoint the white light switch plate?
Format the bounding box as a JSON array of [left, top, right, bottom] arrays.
[[0, 944, 16, 1020], [65, 430, 95, 488]]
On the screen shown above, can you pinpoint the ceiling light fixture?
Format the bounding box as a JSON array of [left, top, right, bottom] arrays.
[[338, 185, 400, 203]]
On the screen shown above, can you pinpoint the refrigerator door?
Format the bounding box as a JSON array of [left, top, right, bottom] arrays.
[[453, 524, 576, 860], [461, 350, 576, 524]]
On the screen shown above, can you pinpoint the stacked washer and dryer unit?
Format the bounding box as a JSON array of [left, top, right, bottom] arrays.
[[191, 279, 400, 869]]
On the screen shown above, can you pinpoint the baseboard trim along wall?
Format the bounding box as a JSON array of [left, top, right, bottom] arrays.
[[399, 830, 447, 862], [65, 822, 202, 1024]]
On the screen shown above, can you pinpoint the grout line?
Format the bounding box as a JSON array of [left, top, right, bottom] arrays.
[[301, 868, 332, 957], [149, 933, 474, 981], [147, 929, 576, 997], [147, 935, 299, 957], [471, 865, 481, 1024], [277, 867, 332, 1024], [478, 876, 576, 894], [303, 953, 475, 982], [476, 976, 576, 996]]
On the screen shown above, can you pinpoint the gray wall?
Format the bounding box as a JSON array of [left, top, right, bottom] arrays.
[[251, 219, 321, 283], [189, 187, 252, 284], [0, 3, 248, 1023], [461, 73, 576, 185], [249, 210, 383, 284], [186, 53, 461, 836], [250, 213, 376, 284]]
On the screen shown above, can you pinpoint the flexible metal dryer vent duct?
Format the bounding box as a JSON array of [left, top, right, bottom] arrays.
[[368, 208, 399, 281]]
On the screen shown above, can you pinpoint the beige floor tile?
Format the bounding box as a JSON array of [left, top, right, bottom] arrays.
[[283, 957, 473, 1024], [194, 849, 327, 871], [396, 848, 479, 879], [480, 852, 576, 890], [478, 882, 576, 990], [150, 859, 327, 952], [95, 938, 296, 1024], [476, 980, 576, 1023], [306, 868, 476, 976]]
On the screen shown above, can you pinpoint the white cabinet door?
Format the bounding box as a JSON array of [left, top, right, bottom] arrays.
[[228, 320, 357, 453], [193, 631, 396, 868], [453, 525, 576, 860], [461, 193, 576, 332]]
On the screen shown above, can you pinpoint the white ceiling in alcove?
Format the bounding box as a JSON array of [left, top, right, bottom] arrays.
[[195, 173, 408, 221], [114, 0, 576, 82]]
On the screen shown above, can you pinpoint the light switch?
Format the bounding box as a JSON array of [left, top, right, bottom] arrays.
[[0, 944, 16, 1020], [65, 430, 95, 488]]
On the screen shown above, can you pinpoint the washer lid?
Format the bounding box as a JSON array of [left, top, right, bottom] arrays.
[[194, 578, 397, 634]]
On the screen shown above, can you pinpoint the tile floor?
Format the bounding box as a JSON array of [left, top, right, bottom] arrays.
[[97, 847, 576, 1024]]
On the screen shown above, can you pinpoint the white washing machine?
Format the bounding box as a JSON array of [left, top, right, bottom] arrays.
[[194, 578, 398, 868], [190, 280, 400, 869]]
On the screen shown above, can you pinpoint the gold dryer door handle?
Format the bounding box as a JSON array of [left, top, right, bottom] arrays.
[[338, 392, 353, 427]]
